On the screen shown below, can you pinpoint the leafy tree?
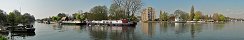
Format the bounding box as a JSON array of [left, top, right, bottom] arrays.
[[73, 13, 80, 20], [72, 13, 85, 21], [219, 14, 226, 21], [109, 3, 126, 20], [194, 11, 202, 21], [174, 10, 188, 21], [7, 12, 18, 26], [22, 13, 35, 25], [56, 13, 67, 21], [51, 16, 60, 22], [213, 13, 219, 21], [129, 14, 138, 21], [5, 10, 35, 26], [212, 13, 226, 21], [86, 13, 95, 20], [159, 10, 169, 21], [13, 10, 22, 24], [189, 5, 195, 21], [203, 15, 209, 21], [0, 9, 7, 25], [112, 0, 143, 18], [57, 13, 67, 18], [83, 12, 90, 20], [89, 5, 108, 20]]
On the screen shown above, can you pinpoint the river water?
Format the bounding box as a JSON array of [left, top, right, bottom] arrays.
[[8, 22, 244, 40]]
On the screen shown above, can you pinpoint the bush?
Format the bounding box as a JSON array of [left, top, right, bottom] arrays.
[[0, 36, 7, 40]]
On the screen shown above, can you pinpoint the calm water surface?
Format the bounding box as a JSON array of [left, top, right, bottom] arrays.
[[10, 22, 244, 40]]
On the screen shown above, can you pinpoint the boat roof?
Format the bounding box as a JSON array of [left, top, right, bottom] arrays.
[[17, 24, 24, 26]]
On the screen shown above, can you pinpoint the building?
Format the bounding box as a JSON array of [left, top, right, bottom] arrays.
[[141, 7, 156, 21]]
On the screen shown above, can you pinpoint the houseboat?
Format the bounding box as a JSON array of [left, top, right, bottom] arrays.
[[87, 19, 137, 26], [60, 20, 86, 25], [6, 24, 35, 32], [59, 17, 86, 25]]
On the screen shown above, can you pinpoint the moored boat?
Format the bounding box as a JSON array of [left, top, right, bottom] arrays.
[[6, 24, 35, 33], [60, 21, 86, 25], [87, 19, 137, 26]]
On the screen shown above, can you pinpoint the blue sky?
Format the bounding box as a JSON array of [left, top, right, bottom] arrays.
[[0, 0, 244, 19]]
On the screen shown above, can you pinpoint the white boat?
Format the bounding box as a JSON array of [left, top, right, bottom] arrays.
[[187, 21, 197, 23], [87, 19, 136, 26], [62, 21, 81, 23], [197, 21, 205, 22], [91, 20, 124, 24], [173, 16, 186, 23]]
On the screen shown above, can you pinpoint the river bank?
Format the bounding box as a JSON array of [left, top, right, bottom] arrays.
[[0, 36, 7, 40]]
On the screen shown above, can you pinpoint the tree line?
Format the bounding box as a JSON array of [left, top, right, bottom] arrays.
[[43, 0, 142, 22], [42, 0, 233, 22], [158, 6, 229, 21], [0, 9, 35, 26]]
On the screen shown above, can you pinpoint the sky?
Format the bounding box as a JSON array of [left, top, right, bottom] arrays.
[[0, 0, 244, 19]]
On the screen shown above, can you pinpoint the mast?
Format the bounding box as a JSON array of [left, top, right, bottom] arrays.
[[19, 0, 22, 13]]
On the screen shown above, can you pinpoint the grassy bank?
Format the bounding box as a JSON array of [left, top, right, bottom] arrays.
[[0, 36, 7, 40]]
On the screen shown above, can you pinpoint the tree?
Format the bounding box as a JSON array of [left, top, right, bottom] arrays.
[[56, 13, 67, 21], [22, 13, 35, 25], [112, 0, 143, 18], [83, 12, 90, 20], [212, 13, 219, 21], [72, 13, 85, 21], [57, 13, 67, 18], [203, 15, 209, 21], [159, 10, 169, 21], [189, 5, 195, 21], [73, 10, 84, 20], [219, 14, 226, 21], [89, 5, 108, 20], [5, 10, 35, 26], [194, 11, 202, 21], [0, 9, 7, 25], [212, 13, 226, 21], [174, 10, 188, 21], [129, 14, 138, 21], [73, 13, 80, 20], [51, 16, 59, 22], [7, 12, 18, 26], [109, 3, 126, 20], [13, 10, 22, 24]]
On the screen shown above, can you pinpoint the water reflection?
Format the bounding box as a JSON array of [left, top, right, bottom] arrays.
[[52, 24, 82, 32], [52, 24, 138, 40], [141, 22, 214, 40], [159, 22, 168, 33], [189, 23, 202, 40], [213, 22, 226, 30], [0, 32, 35, 40], [141, 22, 156, 37], [11, 32, 36, 40], [87, 25, 137, 40], [7, 22, 238, 40], [174, 23, 189, 34]]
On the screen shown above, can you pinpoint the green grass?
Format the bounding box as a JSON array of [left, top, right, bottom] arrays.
[[0, 36, 7, 40]]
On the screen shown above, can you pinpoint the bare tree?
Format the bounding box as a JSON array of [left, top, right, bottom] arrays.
[[112, 0, 143, 18]]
